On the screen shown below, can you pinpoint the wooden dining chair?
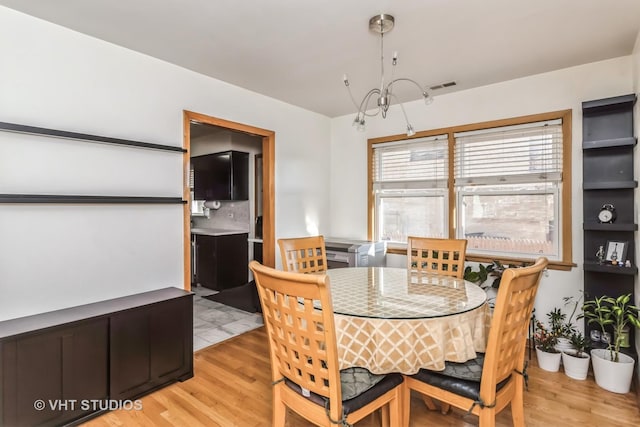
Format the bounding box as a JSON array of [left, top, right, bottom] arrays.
[[402, 256, 548, 427], [407, 237, 468, 279], [249, 260, 404, 427], [278, 235, 327, 273]]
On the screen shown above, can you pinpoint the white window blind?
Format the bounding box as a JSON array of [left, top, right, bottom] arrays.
[[372, 135, 449, 191], [454, 119, 563, 186]]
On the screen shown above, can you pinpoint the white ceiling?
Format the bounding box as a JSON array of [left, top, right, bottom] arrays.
[[2, 0, 640, 118]]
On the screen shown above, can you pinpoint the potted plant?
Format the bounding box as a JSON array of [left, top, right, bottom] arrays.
[[534, 319, 561, 372], [582, 294, 640, 393], [547, 307, 574, 352], [560, 331, 590, 380]]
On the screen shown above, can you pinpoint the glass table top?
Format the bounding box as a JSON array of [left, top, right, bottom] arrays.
[[322, 267, 487, 319]]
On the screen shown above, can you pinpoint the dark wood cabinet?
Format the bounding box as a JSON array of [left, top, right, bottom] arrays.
[[582, 94, 637, 350], [192, 151, 249, 200], [196, 233, 249, 290], [1, 319, 108, 427], [110, 296, 193, 400], [0, 288, 193, 426]]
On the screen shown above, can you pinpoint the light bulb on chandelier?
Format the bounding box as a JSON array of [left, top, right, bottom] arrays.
[[343, 14, 433, 137]]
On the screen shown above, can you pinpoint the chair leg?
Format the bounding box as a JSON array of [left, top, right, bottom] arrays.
[[510, 382, 526, 427], [440, 402, 451, 415], [402, 384, 411, 427], [272, 386, 286, 427], [421, 396, 438, 411], [478, 408, 496, 427], [380, 404, 389, 427]]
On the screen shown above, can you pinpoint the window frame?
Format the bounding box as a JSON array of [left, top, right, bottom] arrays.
[[367, 109, 574, 271]]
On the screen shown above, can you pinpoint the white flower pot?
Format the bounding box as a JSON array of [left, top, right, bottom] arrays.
[[561, 350, 590, 380], [536, 347, 561, 372], [554, 337, 573, 353], [590, 348, 636, 394]]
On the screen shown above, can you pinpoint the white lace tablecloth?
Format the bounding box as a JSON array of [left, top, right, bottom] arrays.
[[324, 267, 491, 375]]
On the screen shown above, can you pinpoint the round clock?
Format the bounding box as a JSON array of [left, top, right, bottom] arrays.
[[597, 203, 616, 223]]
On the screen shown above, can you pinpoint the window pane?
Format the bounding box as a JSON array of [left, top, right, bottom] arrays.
[[378, 195, 446, 243], [458, 188, 557, 257]]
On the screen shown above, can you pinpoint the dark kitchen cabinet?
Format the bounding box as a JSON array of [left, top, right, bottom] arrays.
[[1, 319, 108, 427], [0, 288, 193, 426], [192, 151, 249, 200], [196, 233, 249, 290], [582, 94, 637, 350]]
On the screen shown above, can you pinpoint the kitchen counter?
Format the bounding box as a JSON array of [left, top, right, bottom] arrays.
[[191, 227, 248, 236]]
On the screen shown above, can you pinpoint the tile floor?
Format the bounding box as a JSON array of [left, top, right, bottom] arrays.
[[192, 285, 264, 351]]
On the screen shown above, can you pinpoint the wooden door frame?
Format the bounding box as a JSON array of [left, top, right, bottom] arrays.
[[182, 110, 275, 290]]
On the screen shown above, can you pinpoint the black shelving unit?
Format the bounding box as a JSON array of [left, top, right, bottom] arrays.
[[0, 121, 186, 204], [582, 93, 637, 350]]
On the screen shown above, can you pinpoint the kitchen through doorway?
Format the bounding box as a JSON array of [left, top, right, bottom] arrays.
[[182, 111, 275, 294]]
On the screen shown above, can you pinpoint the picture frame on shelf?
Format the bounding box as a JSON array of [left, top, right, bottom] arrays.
[[605, 240, 628, 264]]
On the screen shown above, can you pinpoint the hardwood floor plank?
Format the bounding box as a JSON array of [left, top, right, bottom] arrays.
[[82, 327, 640, 427]]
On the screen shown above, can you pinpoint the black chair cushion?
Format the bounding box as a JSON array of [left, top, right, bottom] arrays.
[[284, 368, 403, 415], [410, 354, 510, 401]]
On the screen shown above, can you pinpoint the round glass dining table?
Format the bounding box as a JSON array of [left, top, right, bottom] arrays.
[[320, 267, 491, 374]]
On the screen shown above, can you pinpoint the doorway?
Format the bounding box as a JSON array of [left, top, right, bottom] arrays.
[[182, 110, 275, 290]]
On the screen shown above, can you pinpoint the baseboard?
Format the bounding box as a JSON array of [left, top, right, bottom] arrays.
[[635, 369, 640, 410]]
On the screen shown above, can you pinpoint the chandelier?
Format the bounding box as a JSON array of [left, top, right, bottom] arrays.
[[343, 14, 433, 136]]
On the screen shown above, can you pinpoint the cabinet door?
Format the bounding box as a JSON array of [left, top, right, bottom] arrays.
[[196, 234, 217, 289], [216, 233, 249, 289], [110, 296, 193, 400], [1, 319, 108, 427]]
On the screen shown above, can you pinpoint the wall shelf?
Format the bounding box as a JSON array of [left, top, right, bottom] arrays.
[[0, 194, 186, 204], [583, 261, 638, 275], [582, 137, 637, 150], [0, 121, 186, 153], [583, 222, 637, 231], [582, 93, 637, 351], [583, 181, 637, 190]]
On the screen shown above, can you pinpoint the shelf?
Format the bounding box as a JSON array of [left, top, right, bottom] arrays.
[[582, 94, 637, 112], [0, 121, 186, 153], [583, 261, 638, 275], [583, 222, 637, 231], [582, 137, 637, 150], [0, 194, 186, 204], [583, 181, 637, 190]]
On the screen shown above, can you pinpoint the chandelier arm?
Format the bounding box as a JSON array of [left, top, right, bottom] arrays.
[[359, 88, 382, 117], [386, 78, 429, 97], [344, 81, 364, 111], [388, 93, 412, 126]]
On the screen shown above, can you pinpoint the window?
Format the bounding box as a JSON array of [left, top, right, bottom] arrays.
[[368, 111, 572, 269], [371, 135, 449, 243]]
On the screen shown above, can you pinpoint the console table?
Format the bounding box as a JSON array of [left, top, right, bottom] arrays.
[[0, 287, 193, 426]]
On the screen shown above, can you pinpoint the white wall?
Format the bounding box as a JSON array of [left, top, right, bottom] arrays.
[[0, 6, 331, 320], [329, 56, 636, 327]]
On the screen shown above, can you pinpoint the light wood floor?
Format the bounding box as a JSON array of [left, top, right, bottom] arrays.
[[84, 327, 640, 426]]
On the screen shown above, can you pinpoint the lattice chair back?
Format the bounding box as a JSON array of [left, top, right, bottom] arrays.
[[250, 260, 404, 427], [402, 257, 548, 427], [250, 260, 343, 423], [480, 257, 547, 404], [407, 237, 468, 279], [278, 235, 327, 273]]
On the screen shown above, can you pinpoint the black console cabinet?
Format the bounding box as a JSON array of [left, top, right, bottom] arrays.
[[582, 94, 637, 349], [0, 288, 193, 426], [192, 151, 249, 201]]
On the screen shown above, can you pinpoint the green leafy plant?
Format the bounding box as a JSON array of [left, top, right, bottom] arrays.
[[534, 320, 559, 353], [568, 331, 589, 358], [548, 307, 575, 338], [582, 294, 640, 362], [463, 261, 504, 289]]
